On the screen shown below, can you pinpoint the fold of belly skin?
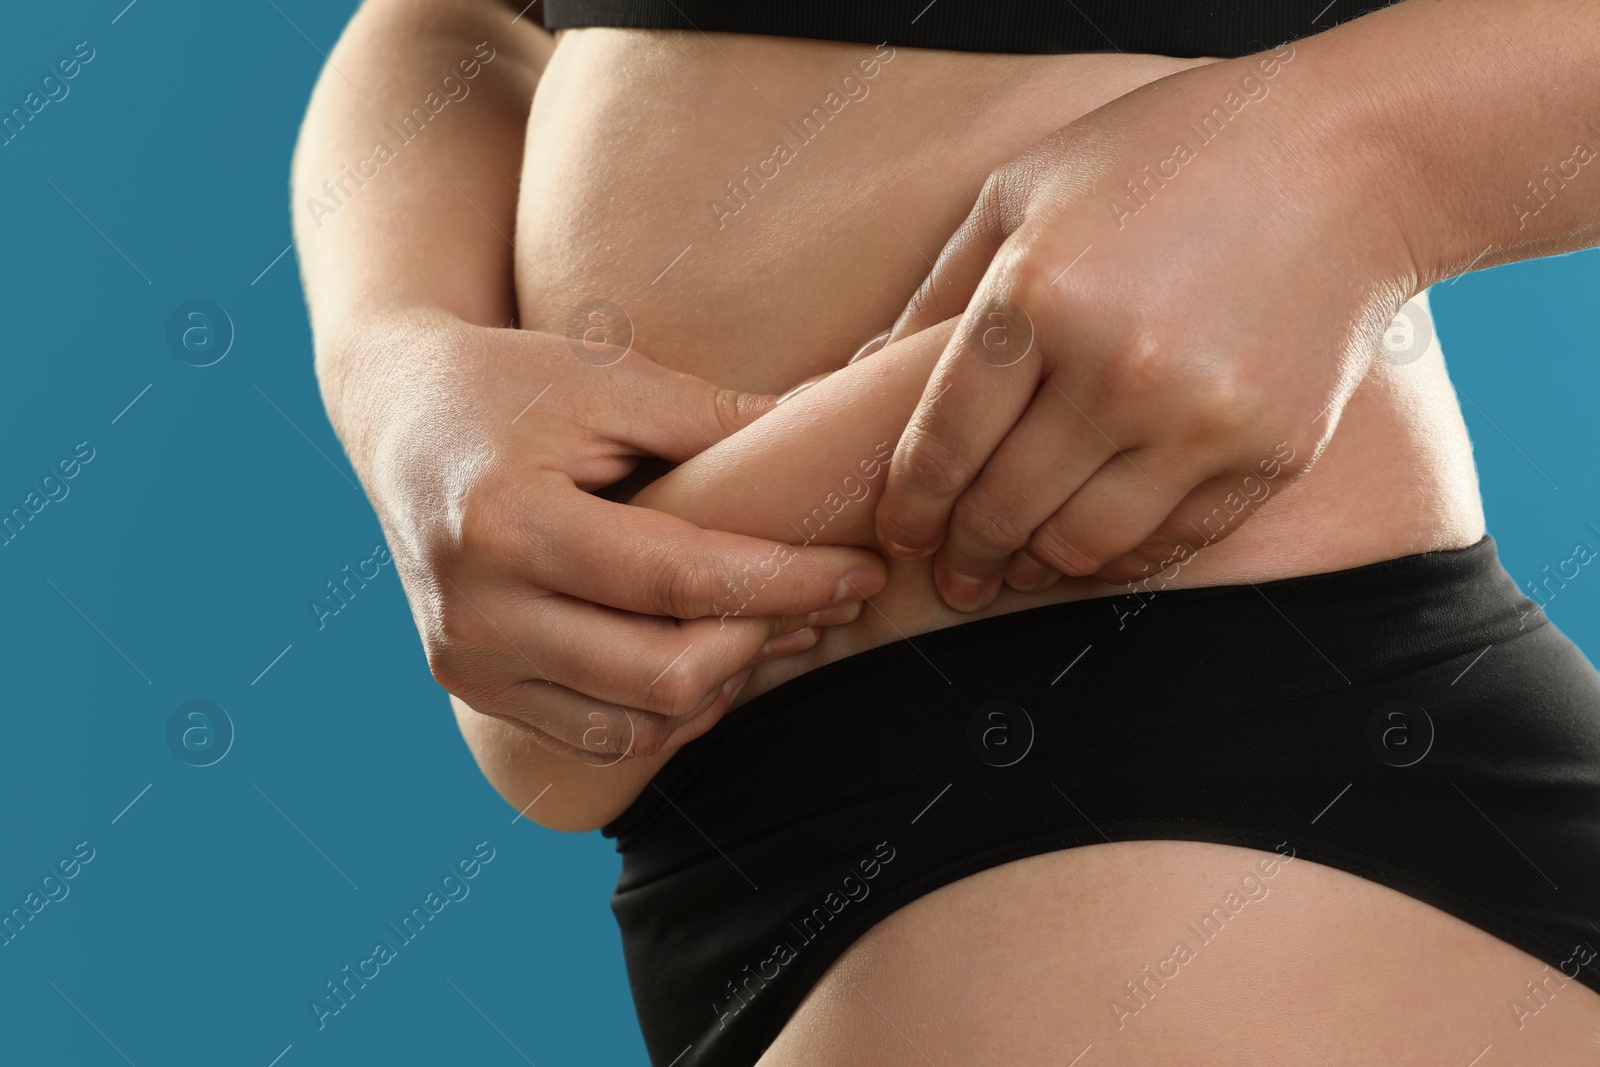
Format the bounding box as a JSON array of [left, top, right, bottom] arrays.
[[484, 40, 1560, 1062], [512, 28, 1487, 686]]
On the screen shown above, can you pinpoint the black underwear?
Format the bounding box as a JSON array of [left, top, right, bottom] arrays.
[[542, 1, 1406, 58], [601, 537, 1600, 1065]]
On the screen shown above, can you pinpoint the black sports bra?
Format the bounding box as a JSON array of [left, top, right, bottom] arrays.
[[541, 1, 1403, 57]]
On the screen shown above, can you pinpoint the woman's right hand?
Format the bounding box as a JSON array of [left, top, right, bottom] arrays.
[[330, 308, 888, 761]]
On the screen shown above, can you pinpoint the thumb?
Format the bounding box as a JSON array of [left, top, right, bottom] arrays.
[[610, 353, 777, 463], [888, 177, 1015, 344]]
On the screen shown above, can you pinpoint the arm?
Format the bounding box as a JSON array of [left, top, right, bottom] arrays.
[[448, 319, 955, 832], [1322, 0, 1600, 277], [630, 321, 958, 545], [294, 1, 889, 828], [293, 0, 544, 341]]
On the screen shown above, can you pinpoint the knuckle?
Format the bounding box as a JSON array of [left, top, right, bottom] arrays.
[[981, 264, 1052, 351], [647, 550, 723, 619], [507, 720, 573, 759], [876, 507, 928, 554], [1029, 520, 1098, 575], [432, 586, 490, 655], [1184, 364, 1263, 440], [415, 526, 466, 589], [951, 494, 1030, 555], [455, 470, 524, 566], [424, 586, 523, 701], [977, 162, 1033, 232], [647, 654, 716, 718], [999, 249, 1054, 302], [898, 426, 978, 500], [904, 273, 945, 326], [1101, 322, 1173, 398], [424, 637, 487, 700], [973, 169, 1016, 238], [424, 644, 465, 695]]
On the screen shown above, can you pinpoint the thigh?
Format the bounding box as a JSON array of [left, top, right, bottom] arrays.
[[758, 840, 1600, 1066]]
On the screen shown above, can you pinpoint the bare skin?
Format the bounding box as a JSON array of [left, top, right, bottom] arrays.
[[294, 2, 890, 768], [761, 842, 1600, 1066], [460, 22, 1600, 1065], [474, 27, 1484, 824], [879, 0, 1600, 612], [295, 5, 1600, 1063]]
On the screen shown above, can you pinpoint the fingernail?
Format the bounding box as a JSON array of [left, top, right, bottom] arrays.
[[720, 668, 755, 710], [848, 329, 892, 365], [759, 628, 817, 659], [721, 668, 754, 703], [834, 569, 885, 603], [943, 571, 992, 611], [881, 539, 930, 561], [805, 601, 863, 628]]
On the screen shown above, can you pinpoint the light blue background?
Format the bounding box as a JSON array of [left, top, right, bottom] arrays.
[[1, 3, 1596, 1066]]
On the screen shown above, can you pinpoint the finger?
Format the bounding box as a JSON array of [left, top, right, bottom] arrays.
[[1003, 550, 1062, 594], [1092, 466, 1300, 584], [583, 665, 754, 757], [933, 386, 1121, 610], [603, 354, 779, 462], [889, 197, 1011, 344], [471, 692, 668, 765], [483, 591, 806, 717], [802, 600, 864, 628], [876, 269, 1050, 561], [1022, 451, 1198, 579], [510, 471, 888, 618], [484, 668, 752, 762], [889, 166, 1033, 344], [502, 323, 777, 460]]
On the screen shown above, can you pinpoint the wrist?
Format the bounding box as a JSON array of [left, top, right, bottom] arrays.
[[1185, 44, 1426, 300], [1288, 26, 1474, 291], [313, 306, 470, 482], [1276, 0, 1600, 286]]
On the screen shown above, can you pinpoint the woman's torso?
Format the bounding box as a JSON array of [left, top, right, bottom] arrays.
[[512, 29, 1486, 704], [496, 32, 1600, 1067]]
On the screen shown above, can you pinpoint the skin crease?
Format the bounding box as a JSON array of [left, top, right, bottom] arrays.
[[452, 20, 1600, 1066], [293, 1, 893, 775], [282, 3, 1600, 1062], [878, 0, 1600, 612], [478, 27, 1485, 826]]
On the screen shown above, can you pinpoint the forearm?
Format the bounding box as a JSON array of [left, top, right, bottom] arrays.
[[293, 0, 547, 331], [292, 0, 550, 463], [1284, 0, 1600, 283], [630, 321, 957, 543]]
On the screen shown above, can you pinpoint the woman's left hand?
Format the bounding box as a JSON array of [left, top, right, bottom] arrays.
[[874, 43, 1424, 610]]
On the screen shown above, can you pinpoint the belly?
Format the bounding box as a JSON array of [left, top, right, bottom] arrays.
[[514, 31, 1220, 388], [512, 29, 1486, 684], [506, 31, 1552, 1062]]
